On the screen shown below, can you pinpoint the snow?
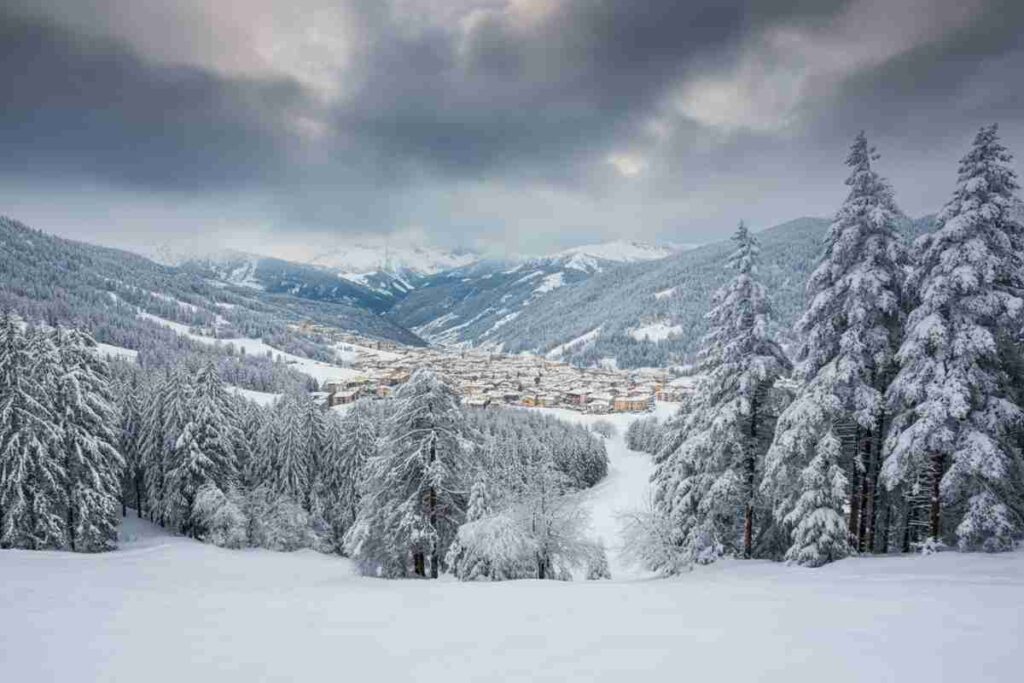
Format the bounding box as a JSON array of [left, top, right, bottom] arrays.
[[4, 480, 1023, 682], [137, 311, 361, 385], [303, 239, 478, 275], [534, 271, 565, 294], [228, 386, 281, 407], [95, 343, 138, 361], [653, 286, 677, 300], [3, 400, 1024, 681], [546, 326, 602, 359], [555, 240, 675, 264], [535, 402, 679, 579], [628, 320, 682, 342]]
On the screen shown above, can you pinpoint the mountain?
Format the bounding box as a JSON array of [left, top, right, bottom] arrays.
[[552, 240, 679, 269], [0, 216, 425, 376], [408, 216, 935, 368], [179, 254, 396, 313], [384, 242, 679, 345]]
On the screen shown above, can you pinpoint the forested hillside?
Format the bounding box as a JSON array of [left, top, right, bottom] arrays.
[[0, 217, 423, 392], [480, 216, 935, 368]]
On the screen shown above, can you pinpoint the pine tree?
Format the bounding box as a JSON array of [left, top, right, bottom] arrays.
[[158, 368, 202, 534], [117, 372, 145, 517], [139, 370, 170, 525], [345, 370, 468, 578], [784, 430, 851, 567], [320, 400, 376, 554], [882, 124, 1024, 552], [654, 222, 789, 566], [764, 131, 907, 557], [0, 315, 62, 549], [53, 328, 124, 551], [275, 397, 309, 509]]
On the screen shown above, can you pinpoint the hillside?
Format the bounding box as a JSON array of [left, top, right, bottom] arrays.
[[0, 216, 425, 385], [473, 217, 935, 367]]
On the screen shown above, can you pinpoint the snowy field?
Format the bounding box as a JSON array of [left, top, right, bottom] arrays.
[[2, 404, 1022, 682]]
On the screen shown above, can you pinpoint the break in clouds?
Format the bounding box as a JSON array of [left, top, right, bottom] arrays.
[[1, 0, 1022, 254]]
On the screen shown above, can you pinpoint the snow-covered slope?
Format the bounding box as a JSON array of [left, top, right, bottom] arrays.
[[554, 240, 677, 266], [3, 489, 1021, 682]]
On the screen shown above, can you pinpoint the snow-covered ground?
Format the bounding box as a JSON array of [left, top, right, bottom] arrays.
[[137, 310, 361, 384], [227, 386, 281, 406], [2, 403, 1022, 683], [628, 320, 683, 342]]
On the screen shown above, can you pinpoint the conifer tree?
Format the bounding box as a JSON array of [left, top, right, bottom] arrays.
[[764, 132, 907, 556], [784, 430, 851, 567], [117, 372, 145, 517], [53, 327, 124, 551], [345, 370, 468, 578], [0, 315, 62, 549], [882, 124, 1024, 551], [654, 222, 789, 565]]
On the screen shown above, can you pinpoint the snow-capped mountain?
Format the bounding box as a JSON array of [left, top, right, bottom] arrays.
[[383, 243, 677, 346], [552, 240, 677, 270]]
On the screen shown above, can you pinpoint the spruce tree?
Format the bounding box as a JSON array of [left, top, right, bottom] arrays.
[[784, 430, 851, 567], [654, 222, 789, 565], [764, 131, 907, 557], [0, 315, 62, 549], [53, 328, 124, 551], [345, 370, 468, 578], [882, 124, 1024, 551], [117, 372, 145, 517]]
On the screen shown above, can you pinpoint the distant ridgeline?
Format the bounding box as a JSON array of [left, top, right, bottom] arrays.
[[470, 216, 936, 368], [0, 216, 424, 393], [0, 213, 938, 376]]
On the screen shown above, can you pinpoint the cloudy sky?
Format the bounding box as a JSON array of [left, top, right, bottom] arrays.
[[1, 0, 1022, 258]]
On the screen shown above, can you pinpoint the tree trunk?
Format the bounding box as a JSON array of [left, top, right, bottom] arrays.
[[135, 471, 144, 518], [929, 453, 944, 541], [743, 392, 758, 559], [857, 429, 871, 552], [847, 426, 862, 543], [413, 552, 425, 577], [866, 408, 887, 552], [428, 439, 438, 579]]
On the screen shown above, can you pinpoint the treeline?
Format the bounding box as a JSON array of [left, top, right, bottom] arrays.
[[0, 315, 123, 551], [632, 125, 1024, 572], [0, 215, 416, 394], [3, 322, 611, 581]]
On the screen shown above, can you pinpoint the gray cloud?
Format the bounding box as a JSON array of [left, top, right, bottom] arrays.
[[1, 0, 1022, 253]]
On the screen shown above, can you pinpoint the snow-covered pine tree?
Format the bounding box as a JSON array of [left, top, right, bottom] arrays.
[[158, 367, 203, 534], [653, 221, 789, 566], [274, 396, 309, 510], [764, 131, 907, 558], [250, 405, 280, 488], [882, 124, 1024, 552], [139, 369, 171, 525], [345, 370, 469, 578], [445, 471, 499, 580], [298, 396, 328, 513], [53, 327, 124, 551], [320, 400, 376, 554], [190, 362, 239, 490], [0, 314, 62, 549], [784, 430, 851, 567], [116, 371, 145, 517]]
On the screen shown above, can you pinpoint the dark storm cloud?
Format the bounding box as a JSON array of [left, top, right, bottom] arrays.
[[0, 0, 1022, 250], [0, 11, 307, 191]]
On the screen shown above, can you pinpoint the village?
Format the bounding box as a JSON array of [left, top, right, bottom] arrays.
[[318, 331, 695, 414]]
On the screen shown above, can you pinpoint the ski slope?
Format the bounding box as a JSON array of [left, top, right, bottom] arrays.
[[2, 404, 1023, 682], [536, 402, 679, 578], [3, 513, 1022, 682]]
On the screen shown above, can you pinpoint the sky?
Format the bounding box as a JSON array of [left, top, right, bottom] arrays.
[[1, 0, 1022, 258]]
